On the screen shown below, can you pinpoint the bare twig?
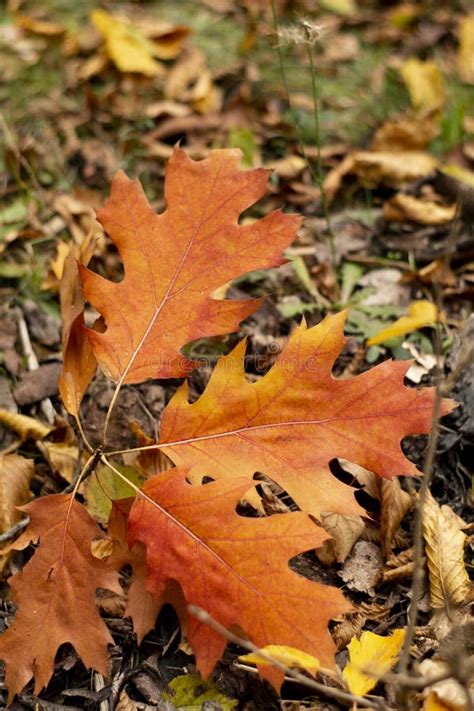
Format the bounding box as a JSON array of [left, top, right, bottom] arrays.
[[397, 206, 465, 703], [0, 517, 30, 543], [17, 314, 55, 424], [188, 605, 390, 710]]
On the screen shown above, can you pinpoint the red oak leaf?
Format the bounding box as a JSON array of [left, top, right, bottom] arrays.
[[0, 495, 121, 703], [80, 147, 301, 384], [128, 468, 351, 686]]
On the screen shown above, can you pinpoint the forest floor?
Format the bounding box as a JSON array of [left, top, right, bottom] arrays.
[[0, 0, 473, 709]]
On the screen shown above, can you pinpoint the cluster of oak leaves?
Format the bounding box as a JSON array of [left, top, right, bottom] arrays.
[[0, 148, 466, 706]]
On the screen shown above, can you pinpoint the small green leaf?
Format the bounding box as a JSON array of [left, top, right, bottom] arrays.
[[163, 673, 237, 711], [84, 463, 145, 523]]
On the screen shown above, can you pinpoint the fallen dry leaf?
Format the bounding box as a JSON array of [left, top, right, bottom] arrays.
[[165, 48, 221, 114], [351, 150, 438, 188], [367, 300, 439, 346], [239, 645, 320, 676], [423, 492, 470, 609], [339, 540, 383, 595], [383, 193, 457, 225], [420, 659, 473, 710], [0, 495, 121, 703], [343, 629, 406, 696], [58, 237, 97, 416], [0, 409, 52, 441], [457, 14, 474, 84], [36, 441, 79, 483], [0, 453, 33, 533], [400, 58, 445, 112], [379, 477, 412, 558], [323, 150, 438, 201], [371, 116, 440, 151], [317, 512, 365, 565], [90, 9, 165, 76], [15, 14, 65, 36]]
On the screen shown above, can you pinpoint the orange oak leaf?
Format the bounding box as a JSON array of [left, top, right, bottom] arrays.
[[159, 311, 454, 519], [0, 495, 121, 703], [58, 237, 97, 416], [128, 468, 351, 684], [79, 147, 301, 384]]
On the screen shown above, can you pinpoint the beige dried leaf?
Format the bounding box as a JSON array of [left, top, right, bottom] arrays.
[[317, 513, 365, 565], [379, 477, 413, 557], [419, 659, 473, 710], [338, 459, 379, 500], [371, 116, 440, 151], [91, 537, 114, 560], [383, 194, 456, 225], [36, 442, 79, 483], [423, 492, 469, 609], [0, 454, 34, 533], [116, 688, 139, 711], [332, 602, 388, 650]]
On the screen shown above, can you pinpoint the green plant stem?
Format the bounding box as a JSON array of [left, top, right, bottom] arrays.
[[269, 1, 337, 275], [306, 41, 337, 269]]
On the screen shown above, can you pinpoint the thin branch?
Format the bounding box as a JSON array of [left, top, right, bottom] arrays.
[[0, 517, 30, 543], [188, 605, 389, 710], [17, 314, 55, 424], [397, 310, 444, 688], [397, 205, 464, 700]]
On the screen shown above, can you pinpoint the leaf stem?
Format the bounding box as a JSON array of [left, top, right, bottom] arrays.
[[74, 413, 94, 454]]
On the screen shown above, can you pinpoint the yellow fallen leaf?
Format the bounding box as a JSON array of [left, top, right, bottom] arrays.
[[318, 0, 358, 16], [239, 645, 320, 676], [400, 58, 445, 112], [383, 194, 456, 225], [90, 9, 164, 76], [343, 629, 405, 696], [458, 14, 474, 84], [424, 691, 461, 711], [367, 301, 439, 346], [0, 409, 52, 441], [423, 492, 469, 609], [440, 163, 474, 189]]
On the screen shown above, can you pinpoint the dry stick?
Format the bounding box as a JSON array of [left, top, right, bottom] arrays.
[[396, 303, 443, 706], [17, 314, 55, 424], [269, 3, 337, 272], [188, 605, 388, 711], [397, 207, 464, 703], [0, 518, 30, 544]]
